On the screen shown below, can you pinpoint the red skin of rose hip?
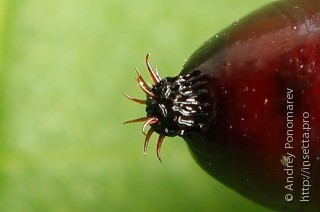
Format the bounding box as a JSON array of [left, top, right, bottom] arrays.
[[126, 0, 320, 211], [181, 0, 320, 211]]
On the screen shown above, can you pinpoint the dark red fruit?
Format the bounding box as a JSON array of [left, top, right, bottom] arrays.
[[125, 0, 320, 211]]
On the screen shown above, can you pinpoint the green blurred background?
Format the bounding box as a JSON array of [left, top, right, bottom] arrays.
[[0, 0, 276, 211]]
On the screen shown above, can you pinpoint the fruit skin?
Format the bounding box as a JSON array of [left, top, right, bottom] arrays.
[[180, 0, 320, 211]]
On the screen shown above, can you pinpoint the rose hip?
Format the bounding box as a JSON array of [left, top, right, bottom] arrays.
[[125, 0, 320, 210]]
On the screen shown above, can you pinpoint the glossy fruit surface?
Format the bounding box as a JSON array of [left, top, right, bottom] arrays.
[[126, 0, 320, 211]]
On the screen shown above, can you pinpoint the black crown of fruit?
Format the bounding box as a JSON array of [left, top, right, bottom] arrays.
[[123, 54, 215, 161], [146, 71, 215, 137]]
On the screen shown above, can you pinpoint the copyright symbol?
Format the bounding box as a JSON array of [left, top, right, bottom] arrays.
[[285, 194, 293, 202]]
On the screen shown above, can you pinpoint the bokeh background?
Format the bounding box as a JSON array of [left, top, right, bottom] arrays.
[[0, 0, 276, 211]]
